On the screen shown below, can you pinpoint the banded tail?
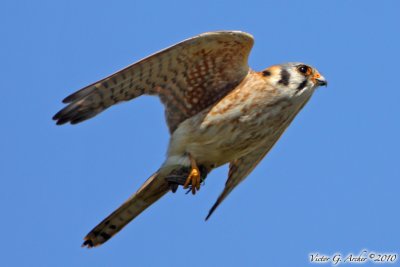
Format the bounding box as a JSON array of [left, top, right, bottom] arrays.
[[82, 172, 169, 248]]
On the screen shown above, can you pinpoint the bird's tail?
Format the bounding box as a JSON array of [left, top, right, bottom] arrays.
[[82, 171, 170, 248]]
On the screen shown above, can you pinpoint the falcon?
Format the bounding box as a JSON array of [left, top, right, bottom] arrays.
[[53, 31, 327, 248]]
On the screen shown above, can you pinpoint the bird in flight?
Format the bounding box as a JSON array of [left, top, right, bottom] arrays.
[[53, 31, 327, 248]]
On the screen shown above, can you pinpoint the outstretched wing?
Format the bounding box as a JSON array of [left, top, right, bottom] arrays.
[[53, 31, 254, 133]]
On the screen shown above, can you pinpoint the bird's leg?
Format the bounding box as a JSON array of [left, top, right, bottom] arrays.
[[183, 154, 201, 195]]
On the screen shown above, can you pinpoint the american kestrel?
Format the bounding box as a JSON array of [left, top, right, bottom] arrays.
[[53, 31, 327, 248]]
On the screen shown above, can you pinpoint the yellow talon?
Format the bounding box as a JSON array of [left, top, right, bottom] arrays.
[[183, 154, 201, 194]]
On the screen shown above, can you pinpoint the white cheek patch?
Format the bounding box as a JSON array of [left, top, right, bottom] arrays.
[[289, 74, 305, 87]]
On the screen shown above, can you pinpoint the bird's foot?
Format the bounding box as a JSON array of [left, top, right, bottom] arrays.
[[165, 154, 209, 194], [183, 157, 201, 195], [165, 166, 208, 193]]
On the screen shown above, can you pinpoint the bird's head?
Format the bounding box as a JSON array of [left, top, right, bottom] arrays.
[[261, 62, 327, 98]]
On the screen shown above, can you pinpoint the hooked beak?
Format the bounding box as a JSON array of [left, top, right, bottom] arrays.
[[315, 75, 328, 87]]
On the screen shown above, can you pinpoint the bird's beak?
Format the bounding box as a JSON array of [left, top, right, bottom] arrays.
[[314, 74, 328, 87]]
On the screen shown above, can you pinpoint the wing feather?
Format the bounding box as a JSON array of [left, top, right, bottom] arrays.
[[53, 31, 254, 133], [205, 145, 270, 220]]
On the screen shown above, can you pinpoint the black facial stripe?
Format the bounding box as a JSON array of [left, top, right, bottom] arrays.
[[278, 69, 290, 86], [262, 70, 271, 76], [297, 79, 308, 91]]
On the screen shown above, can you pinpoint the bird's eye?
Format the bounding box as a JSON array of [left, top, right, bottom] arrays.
[[298, 65, 310, 75]]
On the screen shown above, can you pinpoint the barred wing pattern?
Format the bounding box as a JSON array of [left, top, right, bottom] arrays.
[[53, 31, 254, 133]]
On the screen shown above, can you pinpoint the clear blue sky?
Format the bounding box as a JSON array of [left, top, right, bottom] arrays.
[[1, 1, 399, 266]]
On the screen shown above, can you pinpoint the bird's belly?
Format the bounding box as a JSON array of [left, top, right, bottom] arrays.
[[170, 110, 290, 168], [186, 121, 276, 166]]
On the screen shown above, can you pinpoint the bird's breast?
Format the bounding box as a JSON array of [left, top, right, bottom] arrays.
[[167, 86, 298, 167]]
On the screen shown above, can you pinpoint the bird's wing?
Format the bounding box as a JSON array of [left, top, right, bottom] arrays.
[[205, 145, 270, 220], [53, 31, 254, 133]]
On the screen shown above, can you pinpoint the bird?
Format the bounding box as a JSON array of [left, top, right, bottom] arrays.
[[53, 30, 327, 248]]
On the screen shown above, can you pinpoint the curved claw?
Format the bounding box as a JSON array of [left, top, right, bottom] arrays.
[[183, 167, 201, 194], [183, 154, 201, 194]]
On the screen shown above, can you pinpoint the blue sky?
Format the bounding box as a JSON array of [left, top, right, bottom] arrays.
[[1, 0, 399, 266]]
